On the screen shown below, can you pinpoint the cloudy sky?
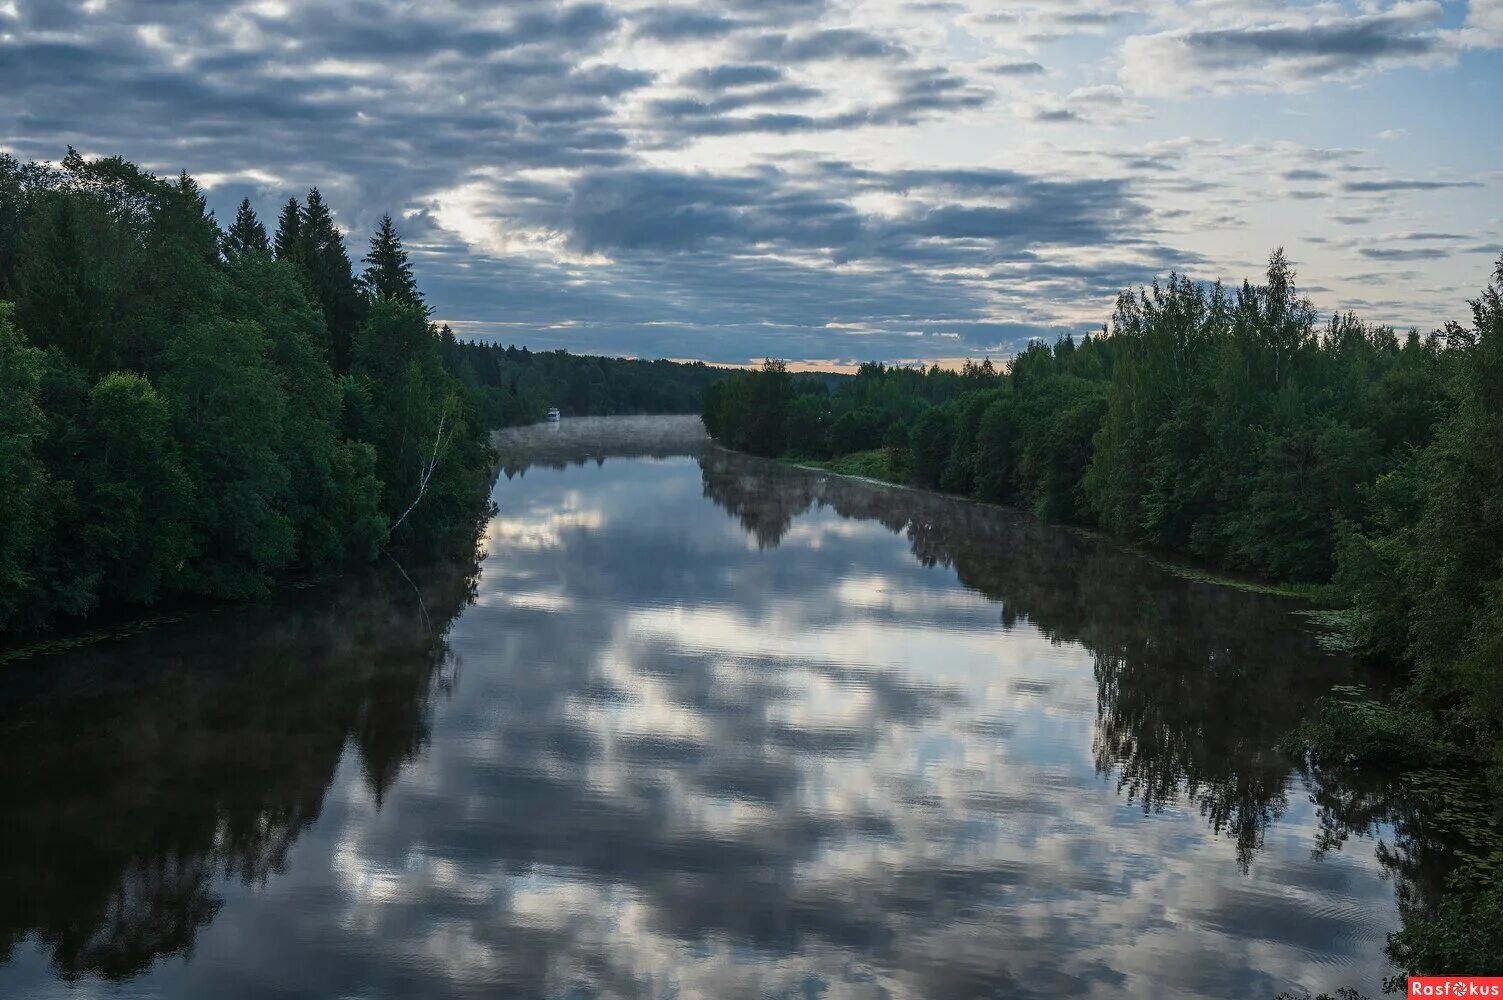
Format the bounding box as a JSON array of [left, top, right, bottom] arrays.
[[3, 0, 1501, 365]]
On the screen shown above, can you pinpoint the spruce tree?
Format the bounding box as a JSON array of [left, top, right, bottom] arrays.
[[273, 197, 302, 265], [361, 213, 425, 310], [172, 172, 221, 267], [298, 188, 363, 374], [224, 198, 271, 259]]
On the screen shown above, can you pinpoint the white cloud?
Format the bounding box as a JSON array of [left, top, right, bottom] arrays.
[[0, 0, 1494, 362], [1120, 2, 1456, 95]]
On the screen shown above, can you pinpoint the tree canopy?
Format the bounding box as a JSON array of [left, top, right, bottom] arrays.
[[0, 150, 729, 636], [703, 246, 1503, 779], [362, 213, 424, 309]]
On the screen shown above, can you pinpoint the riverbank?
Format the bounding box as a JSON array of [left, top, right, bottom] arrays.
[[781, 448, 1332, 603], [0, 416, 1429, 998], [761, 439, 1503, 982], [0, 545, 472, 666]]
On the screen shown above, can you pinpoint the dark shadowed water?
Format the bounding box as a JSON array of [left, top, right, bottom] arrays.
[[0, 416, 1435, 999]]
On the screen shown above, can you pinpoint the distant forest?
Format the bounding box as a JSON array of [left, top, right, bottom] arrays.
[[448, 341, 729, 428], [0, 150, 731, 637], [703, 249, 1503, 977]]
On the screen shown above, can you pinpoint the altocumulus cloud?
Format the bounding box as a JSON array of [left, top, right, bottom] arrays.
[[0, 0, 1497, 363], [1119, 2, 1457, 94]]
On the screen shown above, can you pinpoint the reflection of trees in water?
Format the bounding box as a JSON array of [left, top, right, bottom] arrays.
[[0, 546, 481, 981], [0, 435, 1447, 990], [1094, 645, 1294, 872], [699, 448, 1353, 872], [701, 447, 1476, 932], [1298, 761, 1473, 936], [700, 449, 826, 549], [494, 415, 707, 481]]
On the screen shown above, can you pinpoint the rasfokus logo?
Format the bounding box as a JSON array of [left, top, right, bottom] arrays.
[[1410, 979, 1503, 997]]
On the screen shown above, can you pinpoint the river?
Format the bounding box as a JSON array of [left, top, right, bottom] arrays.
[[0, 415, 1433, 999]]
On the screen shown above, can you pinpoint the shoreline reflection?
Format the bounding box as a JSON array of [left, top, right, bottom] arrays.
[[0, 418, 1433, 999]]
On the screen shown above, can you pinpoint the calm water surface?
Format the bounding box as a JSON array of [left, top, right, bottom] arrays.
[[0, 416, 1428, 998]]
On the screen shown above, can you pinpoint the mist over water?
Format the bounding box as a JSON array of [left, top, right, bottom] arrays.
[[0, 416, 1426, 999]]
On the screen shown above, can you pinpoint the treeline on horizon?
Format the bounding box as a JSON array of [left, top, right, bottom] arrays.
[[451, 341, 729, 428], [0, 150, 725, 637], [703, 249, 1503, 975]]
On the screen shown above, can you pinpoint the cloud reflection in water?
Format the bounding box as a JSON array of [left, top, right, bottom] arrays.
[[0, 416, 1407, 1000]]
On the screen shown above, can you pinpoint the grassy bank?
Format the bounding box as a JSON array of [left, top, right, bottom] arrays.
[[782, 447, 1333, 602]]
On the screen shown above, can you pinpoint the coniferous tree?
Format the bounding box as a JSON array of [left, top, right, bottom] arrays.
[[174, 171, 215, 234], [17, 153, 221, 377], [362, 213, 425, 310], [273, 197, 302, 265], [0, 153, 52, 298], [0, 148, 722, 636], [165, 172, 224, 281], [351, 298, 488, 539], [14, 187, 124, 373], [224, 198, 271, 259], [299, 188, 363, 373], [222, 251, 383, 566]]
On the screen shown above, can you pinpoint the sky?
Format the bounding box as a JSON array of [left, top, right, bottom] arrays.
[[2, 0, 1501, 366]]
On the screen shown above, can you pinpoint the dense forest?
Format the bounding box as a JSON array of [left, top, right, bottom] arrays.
[[0, 150, 727, 638], [444, 339, 728, 428], [703, 250, 1503, 978]]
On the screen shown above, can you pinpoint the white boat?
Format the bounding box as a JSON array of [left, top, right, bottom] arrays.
[[547, 407, 561, 423]]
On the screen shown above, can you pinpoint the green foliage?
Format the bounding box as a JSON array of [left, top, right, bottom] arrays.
[[0, 151, 513, 636], [14, 149, 223, 376], [1079, 253, 1418, 580], [703, 331, 1113, 528], [0, 304, 53, 629], [1231, 420, 1383, 581], [939, 390, 992, 495], [290, 188, 364, 373], [703, 360, 799, 457], [783, 393, 832, 458], [701, 257, 1503, 964], [1386, 864, 1503, 985], [362, 213, 424, 310], [452, 341, 731, 428], [909, 404, 956, 488], [697, 251, 1487, 633], [829, 407, 886, 455], [799, 449, 905, 482], [161, 317, 296, 597], [351, 298, 491, 540], [1008, 374, 1104, 521], [0, 155, 59, 297], [1280, 686, 1451, 767], [222, 251, 380, 566], [224, 197, 270, 260], [745, 359, 795, 457], [15, 185, 137, 373], [1332, 258, 1503, 785], [329, 439, 388, 563], [272, 197, 302, 266], [78, 372, 194, 606]]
